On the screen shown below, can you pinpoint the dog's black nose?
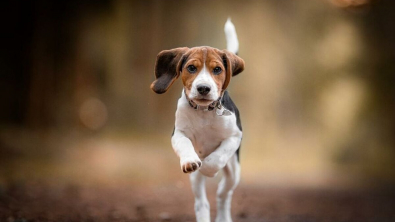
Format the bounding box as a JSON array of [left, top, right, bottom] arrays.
[[197, 84, 211, 95]]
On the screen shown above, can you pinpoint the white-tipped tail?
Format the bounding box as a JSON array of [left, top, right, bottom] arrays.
[[224, 18, 239, 54]]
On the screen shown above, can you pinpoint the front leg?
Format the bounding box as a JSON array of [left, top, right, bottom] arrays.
[[199, 136, 241, 177], [172, 129, 202, 173]]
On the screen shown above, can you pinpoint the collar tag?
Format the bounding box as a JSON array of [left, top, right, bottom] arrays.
[[215, 99, 232, 116], [215, 107, 232, 116]]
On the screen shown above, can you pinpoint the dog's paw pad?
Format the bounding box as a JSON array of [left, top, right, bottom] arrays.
[[181, 158, 202, 173]]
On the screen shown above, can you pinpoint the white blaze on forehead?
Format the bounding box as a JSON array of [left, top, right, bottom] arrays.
[[202, 47, 207, 61]]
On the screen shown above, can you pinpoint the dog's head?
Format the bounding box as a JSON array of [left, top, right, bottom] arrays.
[[151, 46, 245, 106]]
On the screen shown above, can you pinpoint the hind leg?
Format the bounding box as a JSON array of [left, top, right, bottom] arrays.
[[215, 154, 240, 222], [190, 171, 210, 222]]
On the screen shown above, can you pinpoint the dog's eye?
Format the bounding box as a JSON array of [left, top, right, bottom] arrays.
[[187, 65, 197, 74], [213, 67, 222, 75]]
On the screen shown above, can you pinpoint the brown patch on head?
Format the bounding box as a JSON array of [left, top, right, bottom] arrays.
[[207, 49, 227, 95], [180, 48, 202, 97]]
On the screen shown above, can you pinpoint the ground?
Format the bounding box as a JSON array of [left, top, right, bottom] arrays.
[[1, 181, 394, 222]]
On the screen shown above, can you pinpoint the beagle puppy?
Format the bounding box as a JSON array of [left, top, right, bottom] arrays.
[[150, 19, 245, 222]]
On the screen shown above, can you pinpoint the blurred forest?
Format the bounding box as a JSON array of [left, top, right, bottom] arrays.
[[1, 0, 395, 220]]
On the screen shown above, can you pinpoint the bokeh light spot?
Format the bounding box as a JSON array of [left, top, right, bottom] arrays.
[[79, 98, 108, 130]]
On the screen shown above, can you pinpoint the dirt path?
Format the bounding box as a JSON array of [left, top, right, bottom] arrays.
[[1, 181, 394, 222]]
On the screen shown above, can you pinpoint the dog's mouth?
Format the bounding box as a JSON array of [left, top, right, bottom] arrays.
[[193, 98, 214, 106], [185, 88, 217, 106]]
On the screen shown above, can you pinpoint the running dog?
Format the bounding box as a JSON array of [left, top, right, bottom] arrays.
[[150, 19, 245, 222]]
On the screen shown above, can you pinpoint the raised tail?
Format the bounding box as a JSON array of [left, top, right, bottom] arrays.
[[224, 18, 239, 54]]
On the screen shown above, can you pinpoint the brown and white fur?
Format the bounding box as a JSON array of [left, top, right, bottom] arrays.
[[150, 19, 245, 222]]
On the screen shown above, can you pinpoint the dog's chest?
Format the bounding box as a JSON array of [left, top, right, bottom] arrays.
[[175, 105, 238, 158]]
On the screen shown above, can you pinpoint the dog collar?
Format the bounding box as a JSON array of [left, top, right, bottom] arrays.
[[185, 91, 232, 116], [187, 97, 218, 111]]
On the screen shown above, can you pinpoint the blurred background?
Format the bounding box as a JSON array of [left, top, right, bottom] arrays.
[[1, 0, 395, 221]]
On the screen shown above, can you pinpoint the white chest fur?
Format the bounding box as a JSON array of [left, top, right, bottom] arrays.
[[174, 91, 242, 159]]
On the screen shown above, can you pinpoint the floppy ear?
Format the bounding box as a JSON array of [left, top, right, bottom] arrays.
[[222, 49, 245, 90], [151, 47, 189, 94]]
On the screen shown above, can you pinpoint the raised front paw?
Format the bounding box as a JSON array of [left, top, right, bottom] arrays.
[[180, 156, 202, 173]]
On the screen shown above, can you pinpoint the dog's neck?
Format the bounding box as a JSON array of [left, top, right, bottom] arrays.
[[183, 89, 232, 116]]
